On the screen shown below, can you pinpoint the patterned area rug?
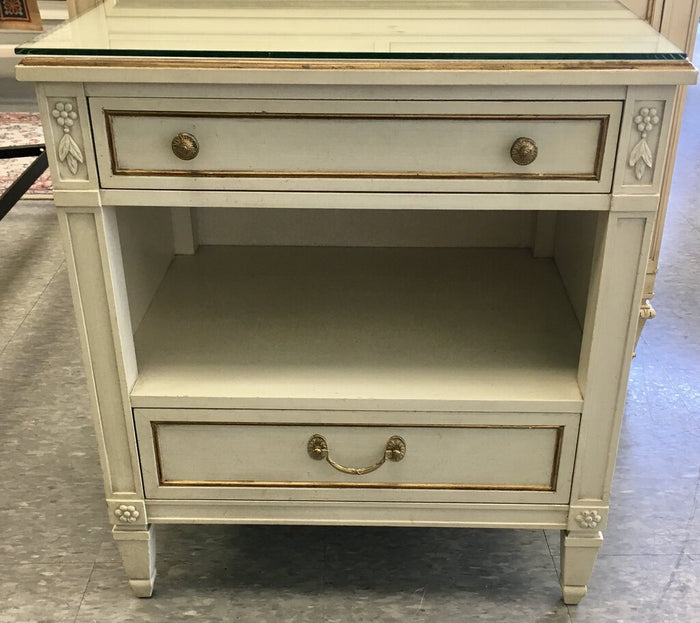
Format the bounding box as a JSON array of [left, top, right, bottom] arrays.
[[0, 112, 53, 197], [0, 0, 42, 30]]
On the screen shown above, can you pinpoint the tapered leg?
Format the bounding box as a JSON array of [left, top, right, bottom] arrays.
[[560, 530, 603, 605], [113, 524, 156, 597]]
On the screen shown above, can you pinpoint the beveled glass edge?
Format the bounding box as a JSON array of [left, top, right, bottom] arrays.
[[14, 47, 688, 61]]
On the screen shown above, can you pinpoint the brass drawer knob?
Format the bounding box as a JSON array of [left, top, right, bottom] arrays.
[[307, 434, 406, 475], [171, 132, 199, 160], [510, 137, 538, 166]]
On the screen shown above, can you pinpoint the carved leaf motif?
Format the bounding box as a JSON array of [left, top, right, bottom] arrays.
[[66, 153, 79, 175], [635, 159, 646, 180], [57, 132, 83, 176], [58, 133, 71, 161], [629, 138, 653, 181], [67, 135, 84, 164], [629, 139, 644, 167]]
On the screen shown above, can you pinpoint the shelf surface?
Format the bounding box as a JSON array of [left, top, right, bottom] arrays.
[[130, 246, 584, 411], [16, 0, 686, 61]]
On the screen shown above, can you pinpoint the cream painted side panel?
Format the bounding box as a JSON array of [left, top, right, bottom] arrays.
[[575, 211, 655, 504], [637, 0, 699, 338], [57, 207, 143, 500], [114, 206, 174, 332], [660, 0, 700, 52]]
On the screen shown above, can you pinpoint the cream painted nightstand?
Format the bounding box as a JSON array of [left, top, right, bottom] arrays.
[[16, 0, 697, 604]]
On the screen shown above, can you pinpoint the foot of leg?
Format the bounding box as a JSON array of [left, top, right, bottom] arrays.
[[561, 584, 587, 605], [560, 530, 603, 605], [113, 524, 156, 598]]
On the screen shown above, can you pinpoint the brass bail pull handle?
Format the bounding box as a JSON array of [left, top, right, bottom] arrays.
[[307, 434, 406, 476]]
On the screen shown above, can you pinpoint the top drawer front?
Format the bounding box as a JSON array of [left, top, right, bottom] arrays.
[[90, 98, 622, 193]]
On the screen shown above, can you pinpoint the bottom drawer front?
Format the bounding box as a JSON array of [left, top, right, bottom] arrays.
[[136, 412, 578, 498]]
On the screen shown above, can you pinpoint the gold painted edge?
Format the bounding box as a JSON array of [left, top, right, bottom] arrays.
[[114, 169, 600, 181], [19, 56, 696, 73], [549, 426, 565, 491], [150, 421, 566, 492], [158, 480, 557, 491], [152, 420, 165, 488], [593, 115, 610, 182], [107, 111, 605, 120], [105, 110, 609, 182], [104, 108, 119, 180]]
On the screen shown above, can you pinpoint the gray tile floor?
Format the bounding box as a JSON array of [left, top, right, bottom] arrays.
[[1, 76, 699, 623]]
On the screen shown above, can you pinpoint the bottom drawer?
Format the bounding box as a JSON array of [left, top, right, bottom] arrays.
[[135, 409, 579, 504]]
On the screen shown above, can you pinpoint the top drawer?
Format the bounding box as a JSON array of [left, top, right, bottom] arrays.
[[90, 98, 622, 193]]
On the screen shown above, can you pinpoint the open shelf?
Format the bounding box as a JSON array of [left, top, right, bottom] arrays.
[[130, 245, 583, 411]]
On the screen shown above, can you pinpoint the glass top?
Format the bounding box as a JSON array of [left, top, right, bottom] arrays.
[[16, 0, 686, 61]]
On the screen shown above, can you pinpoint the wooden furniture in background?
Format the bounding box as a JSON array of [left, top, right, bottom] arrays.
[[621, 0, 700, 338], [66, 0, 99, 19]]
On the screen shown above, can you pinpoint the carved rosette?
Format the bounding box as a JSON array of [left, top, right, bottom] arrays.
[[628, 107, 660, 181], [51, 100, 84, 176], [108, 500, 147, 526], [575, 510, 603, 529], [114, 504, 141, 524]]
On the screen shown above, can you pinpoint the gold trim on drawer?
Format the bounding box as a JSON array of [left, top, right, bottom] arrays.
[[150, 421, 565, 492], [104, 110, 610, 182]]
